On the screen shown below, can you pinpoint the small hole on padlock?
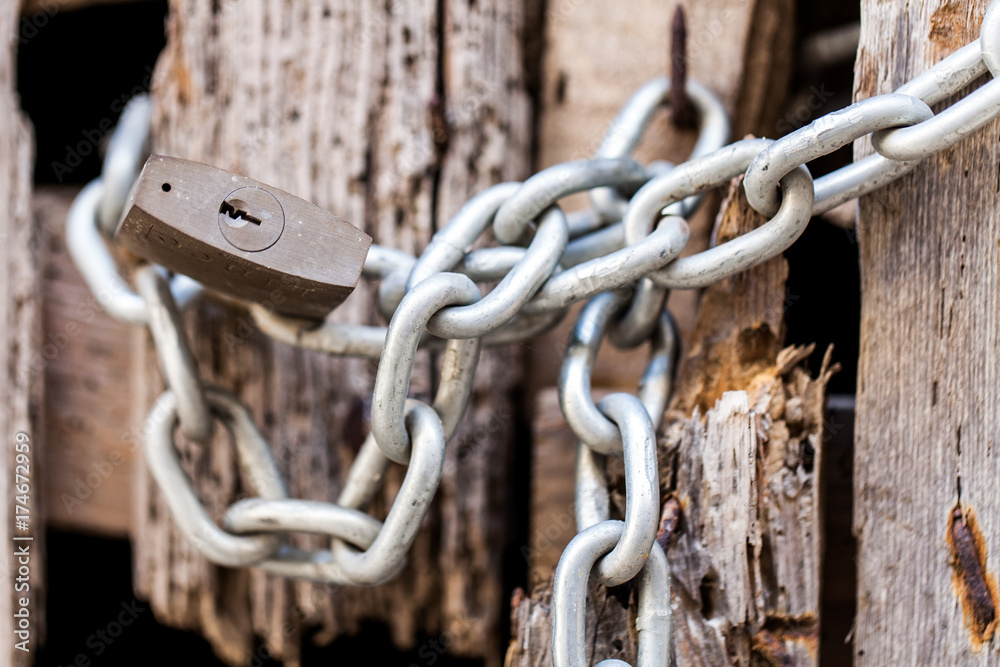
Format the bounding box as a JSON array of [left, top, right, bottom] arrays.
[[161, 183, 172, 192]]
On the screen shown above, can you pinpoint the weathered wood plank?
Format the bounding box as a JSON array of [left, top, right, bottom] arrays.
[[133, 1, 538, 664], [519, 0, 798, 614], [854, 1, 1000, 663], [35, 187, 135, 537], [0, 0, 44, 661]]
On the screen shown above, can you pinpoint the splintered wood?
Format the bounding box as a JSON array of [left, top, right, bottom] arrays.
[[509, 178, 834, 665]]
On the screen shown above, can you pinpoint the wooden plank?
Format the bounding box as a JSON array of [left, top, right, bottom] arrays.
[[0, 0, 44, 661], [34, 186, 135, 537], [511, 1, 804, 663], [854, 1, 1000, 663], [517, 0, 800, 649], [132, 2, 540, 665]]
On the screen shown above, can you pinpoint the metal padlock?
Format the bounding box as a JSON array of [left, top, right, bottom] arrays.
[[115, 155, 371, 319]]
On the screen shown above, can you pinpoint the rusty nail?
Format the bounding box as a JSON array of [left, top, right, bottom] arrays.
[[670, 5, 696, 129], [949, 505, 998, 644], [428, 94, 451, 155]]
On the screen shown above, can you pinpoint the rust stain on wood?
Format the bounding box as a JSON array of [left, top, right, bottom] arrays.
[[928, 2, 972, 53], [947, 504, 999, 649], [751, 614, 819, 665]]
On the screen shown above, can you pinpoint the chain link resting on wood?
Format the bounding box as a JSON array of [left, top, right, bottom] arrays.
[[65, 4, 1000, 663]]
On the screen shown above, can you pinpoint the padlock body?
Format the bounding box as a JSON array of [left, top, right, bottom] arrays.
[[116, 155, 371, 320]]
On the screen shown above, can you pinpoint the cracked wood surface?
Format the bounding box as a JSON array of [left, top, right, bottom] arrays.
[[510, 0, 812, 662], [663, 180, 835, 665], [854, 0, 1000, 662], [134, 2, 539, 665]]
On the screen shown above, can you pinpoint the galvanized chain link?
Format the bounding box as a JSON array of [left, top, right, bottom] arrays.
[[65, 6, 1000, 664]]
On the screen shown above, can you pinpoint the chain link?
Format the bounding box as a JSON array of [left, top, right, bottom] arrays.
[[144, 386, 288, 567], [552, 521, 670, 667], [134, 265, 213, 442], [65, 7, 1000, 664], [371, 273, 481, 463]]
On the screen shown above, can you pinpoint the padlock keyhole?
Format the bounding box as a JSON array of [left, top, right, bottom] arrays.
[[219, 199, 263, 226], [217, 187, 284, 252]]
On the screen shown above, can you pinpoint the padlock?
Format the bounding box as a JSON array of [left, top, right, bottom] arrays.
[[115, 155, 372, 320]]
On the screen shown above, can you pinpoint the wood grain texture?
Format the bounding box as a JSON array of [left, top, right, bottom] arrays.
[[0, 0, 44, 660], [36, 187, 135, 537], [509, 179, 834, 665], [526, 0, 794, 393], [854, 1, 1000, 663], [133, 2, 538, 664]]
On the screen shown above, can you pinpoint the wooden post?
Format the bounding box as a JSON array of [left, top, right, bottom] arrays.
[[0, 0, 45, 662], [131, 1, 540, 664], [854, 1, 1000, 662]]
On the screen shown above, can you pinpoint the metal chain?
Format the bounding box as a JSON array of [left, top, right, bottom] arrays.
[[64, 4, 1000, 664]]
